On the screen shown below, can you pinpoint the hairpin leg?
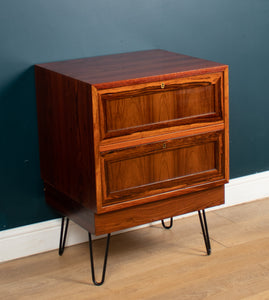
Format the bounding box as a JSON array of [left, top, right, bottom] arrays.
[[161, 217, 173, 229], [59, 217, 69, 256], [198, 210, 211, 255], [88, 233, 111, 286]]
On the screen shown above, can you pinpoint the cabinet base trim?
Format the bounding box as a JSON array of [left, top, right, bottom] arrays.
[[44, 184, 224, 235], [94, 186, 224, 235]]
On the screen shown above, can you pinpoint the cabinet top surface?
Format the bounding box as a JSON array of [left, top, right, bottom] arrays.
[[35, 49, 227, 88]]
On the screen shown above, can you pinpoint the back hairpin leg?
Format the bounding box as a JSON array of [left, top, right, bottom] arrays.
[[198, 210, 211, 255], [161, 217, 173, 229], [59, 217, 69, 256]]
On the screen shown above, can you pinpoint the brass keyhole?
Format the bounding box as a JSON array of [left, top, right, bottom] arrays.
[[161, 83, 165, 89], [163, 143, 167, 149]]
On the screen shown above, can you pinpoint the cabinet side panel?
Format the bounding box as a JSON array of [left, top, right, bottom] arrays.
[[35, 67, 96, 210]]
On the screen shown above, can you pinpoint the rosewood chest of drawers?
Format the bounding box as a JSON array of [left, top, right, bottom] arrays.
[[35, 49, 229, 284]]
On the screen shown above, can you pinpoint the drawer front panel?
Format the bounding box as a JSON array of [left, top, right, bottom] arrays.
[[101, 131, 225, 206], [99, 73, 222, 139]]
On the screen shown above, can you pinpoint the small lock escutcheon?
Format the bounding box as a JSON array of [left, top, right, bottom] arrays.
[[163, 143, 167, 149], [161, 83, 165, 89]]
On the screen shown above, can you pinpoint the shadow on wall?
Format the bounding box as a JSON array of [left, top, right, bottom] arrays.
[[0, 66, 58, 231]]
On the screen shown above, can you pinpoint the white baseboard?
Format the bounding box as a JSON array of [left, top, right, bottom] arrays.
[[1, 171, 269, 263]]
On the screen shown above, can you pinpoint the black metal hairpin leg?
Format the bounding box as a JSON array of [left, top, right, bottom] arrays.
[[198, 210, 211, 255], [161, 217, 173, 229], [88, 233, 111, 286], [59, 217, 69, 256]]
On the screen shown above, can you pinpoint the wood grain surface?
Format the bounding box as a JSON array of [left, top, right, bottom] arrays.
[[36, 49, 227, 89]]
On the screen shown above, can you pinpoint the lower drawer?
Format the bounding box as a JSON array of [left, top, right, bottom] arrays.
[[100, 130, 225, 208]]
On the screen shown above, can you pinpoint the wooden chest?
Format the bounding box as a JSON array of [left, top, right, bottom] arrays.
[[35, 50, 229, 236]]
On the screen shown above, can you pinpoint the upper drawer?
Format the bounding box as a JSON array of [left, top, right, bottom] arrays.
[[98, 73, 223, 140]]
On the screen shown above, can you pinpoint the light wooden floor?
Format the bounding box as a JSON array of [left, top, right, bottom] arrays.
[[1, 198, 269, 300]]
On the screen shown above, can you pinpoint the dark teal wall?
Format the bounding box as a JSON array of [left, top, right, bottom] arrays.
[[1, 0, 269, 231]]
